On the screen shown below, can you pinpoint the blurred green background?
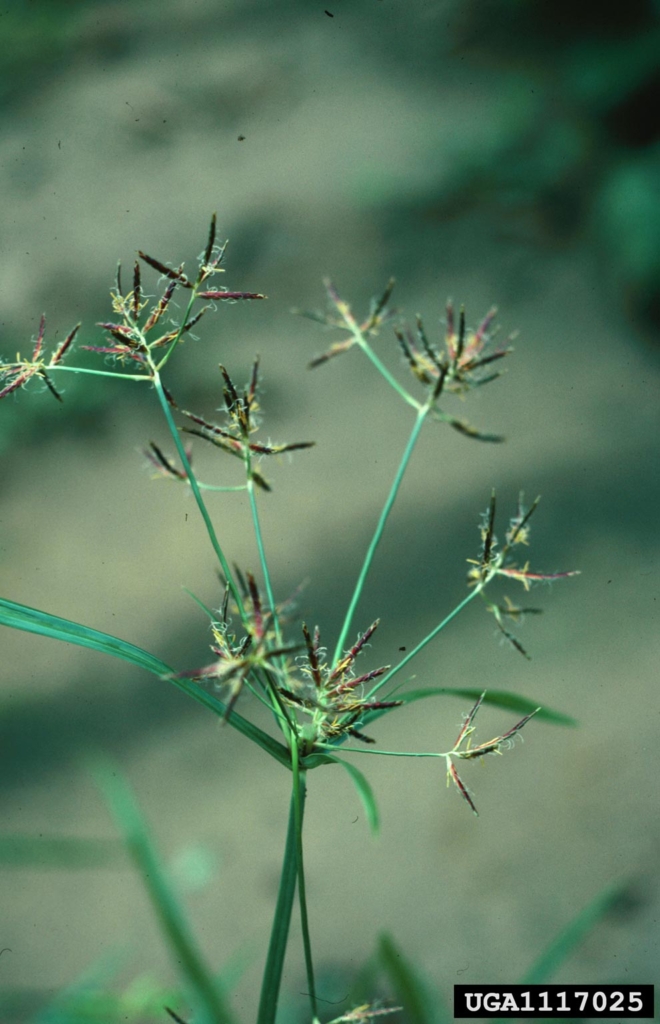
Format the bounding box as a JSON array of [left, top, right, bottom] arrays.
[[1, 0, 658, 1019]]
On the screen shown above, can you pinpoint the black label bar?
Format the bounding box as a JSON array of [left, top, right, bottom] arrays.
[[454, 984, 654, 1018]]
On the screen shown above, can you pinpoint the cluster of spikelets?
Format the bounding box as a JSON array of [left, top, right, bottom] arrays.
[[304, 275, 515, 441], [0, 213, 264, 398]]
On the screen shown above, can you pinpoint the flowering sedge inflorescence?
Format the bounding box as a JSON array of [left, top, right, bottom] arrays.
[[1, 221, 578, 821], [0, 219, 584, 1024]]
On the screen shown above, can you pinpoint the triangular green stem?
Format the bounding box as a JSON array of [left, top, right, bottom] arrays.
[[256, 787, 300, 1024], [151, 369, 246, 623], [333, 404, 429, 666]]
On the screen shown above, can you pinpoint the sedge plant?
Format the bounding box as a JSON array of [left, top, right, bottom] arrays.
[[0, 217, 580, 1024]]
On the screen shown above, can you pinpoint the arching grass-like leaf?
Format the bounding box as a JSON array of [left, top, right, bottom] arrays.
[[0, 597, 291, 769], [324, 755, 380, 834], [521, 882, 633, 984], [94, 761, 234, 1024], [362, 687, 577, 729], [378, 933, 450, 1024]]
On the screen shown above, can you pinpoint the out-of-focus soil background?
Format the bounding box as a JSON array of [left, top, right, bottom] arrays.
[[1, 0, 659, 1020]]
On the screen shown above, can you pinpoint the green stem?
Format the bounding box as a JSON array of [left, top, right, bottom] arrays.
[[336, 301, 419, 410], [353, 333, 420, 411], [291, 743, 318, 1022], [333, 404, 429, 665], [48, 365, 151, 381], [151, 371, 246, 622], [243, 453, 297, 739], [367, 584, 485, 699], [321, 746, 444, 758], [256, 793, 299, 1024], [198, 482, 248, 493], [246, 470, 282, 647], [155, 287, 199, 372]]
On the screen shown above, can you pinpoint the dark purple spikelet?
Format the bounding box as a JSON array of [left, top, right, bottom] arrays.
[[198, 290, 266, 301], [138, 251, 193, 288]]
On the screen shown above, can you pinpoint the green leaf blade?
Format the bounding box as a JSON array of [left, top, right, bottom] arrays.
[[363, 687, 577, 728], [521, 882, 632, 984], [378, 933, 450, 1024], [324, 755, 380, 834], [94, 760, 235, 1024], [0, 597, 292, 768]]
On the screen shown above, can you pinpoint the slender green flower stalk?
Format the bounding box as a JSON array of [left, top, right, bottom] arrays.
[[0, 218, 580, 1023], [332, 402, 429, 667]]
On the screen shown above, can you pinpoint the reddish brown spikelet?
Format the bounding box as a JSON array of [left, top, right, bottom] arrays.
[[96, 323, 141, 347], [219, 363, 239, 412], [32, 314, 46, 361], [161, 384, 178, 409], [474, 306, 498, 344], [482, 490, 497, 568], [395, 327, 421, 378], [138, 251, 193, 288], [248, 440, 315, 455], [184, 426, 243, 454], [50, 323, 80, 366], [308, 337, 354, 369], [302, 622, 323, 687], [80, 344, 146, 363], [456, 306, 466, 362], [447, 416, 504, 443], [415, 314, 442, 370], [498, 709, 539, 742], [454, 691, 486, 748], [448, 761, 478, 816], [458, 707, 540, 760], [180, 408, 224, 434], [330, 619, 379, 680], [203, 212, 217, 269], [446, 300, 455, 339], [247, 572, 264, 640], [145, 441, 187, 480], [503, 495, 541, 552], [197, 290, 266, 301], [361, 698, 403, 711], [143, 281, 177, 333], [132, 260, 141, 319], [327, 664, 389, 695], [0, 371, 30, 400], [182, 307, 207, 333], [498, 566, 581, 586], [364, 276, 396, 329], [347, 727, 376, 744], [431, 362, 447, 401], [40, 370, 63, 403]]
